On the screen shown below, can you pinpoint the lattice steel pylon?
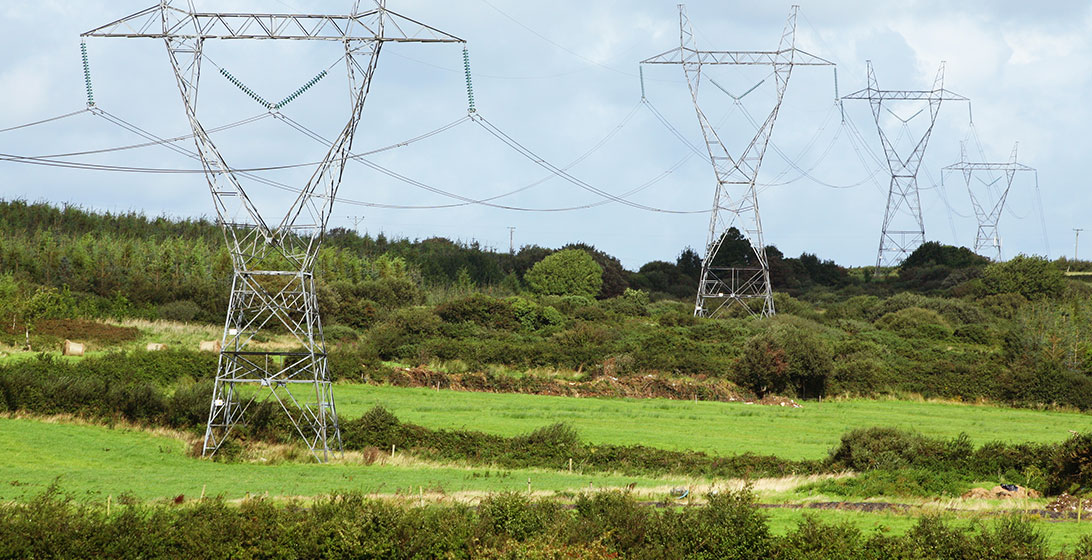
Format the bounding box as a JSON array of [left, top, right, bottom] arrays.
[[843, 62, 968, 267], [83, 1, 463, 461], [943, 143, 1035, 261], [641, 5, 833, 318]]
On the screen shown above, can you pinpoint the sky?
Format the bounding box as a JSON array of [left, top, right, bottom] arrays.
[[0, 0, 1089, 270]]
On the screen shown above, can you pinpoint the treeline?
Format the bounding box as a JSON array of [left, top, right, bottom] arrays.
[[0, 200, 854, 316], [2, 488, 1082, 559]]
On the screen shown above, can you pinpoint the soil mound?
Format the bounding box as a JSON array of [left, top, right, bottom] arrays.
[[1046, 493, 1092, 514], [961, 485, 1041, 500]]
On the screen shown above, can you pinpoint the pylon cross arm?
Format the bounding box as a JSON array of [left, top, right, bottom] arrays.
[[82, 5, 464, 43], [842, 88, 967, 101], [942, 162, 1034, 172], [641, 47, 833, 66]]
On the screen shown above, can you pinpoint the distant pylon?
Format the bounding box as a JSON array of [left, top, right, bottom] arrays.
[[942, 142, 1035, 261], [843, 62, 968, 267], [641, 5, 833, 318]]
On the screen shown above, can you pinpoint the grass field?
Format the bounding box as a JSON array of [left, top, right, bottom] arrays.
[[331, 384, 1092, 460], [0, 417, 684, 502]]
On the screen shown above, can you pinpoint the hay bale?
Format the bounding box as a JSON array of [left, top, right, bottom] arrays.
[[198, 340, 221, 353], [146, 342, 168, 352], [62, 340, 85, 357]]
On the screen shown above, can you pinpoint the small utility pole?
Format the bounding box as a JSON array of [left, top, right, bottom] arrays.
[[508, 227, 516, 254], [1075, 229, 1084, 262], [348, 215, 366, 234]]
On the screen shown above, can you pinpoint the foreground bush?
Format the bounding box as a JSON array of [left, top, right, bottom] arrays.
[[0, 488, 1062, 559]]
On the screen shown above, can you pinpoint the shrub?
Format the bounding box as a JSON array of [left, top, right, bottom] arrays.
[[478, 492, 554, 543], [156, 300, 204, 322], [685, 488, 773, 559], [356, 277, 423, 309], [435, 294, 517, 330], [164, 381, 213, 428], [977, 292, 1028, 319], [981, 255, 1065, 300], [953, 323, 990, 344], [827, 427, 973, 472], [572, 491, 648, 551], [507, 297, 564, 331], [735, 322, 833, 399], [524, 249, 603, 298], [602, 288, 650, 316], [829, 355, 887, 395], [736, 332, 789, 398], [1046, 432, 1092, 495], [323, 324, 359, 342], [657, 311, 697, 327], [802, 469, 973, 498], [875, 307, 952, 339], [774, 516, 865, 560]]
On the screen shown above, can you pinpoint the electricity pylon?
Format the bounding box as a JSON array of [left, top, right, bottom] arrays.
[[641, 5, 833, 318], [83, 1, 463, 461], [843, 62, 967, 267], [942, 143, 1034, 261]]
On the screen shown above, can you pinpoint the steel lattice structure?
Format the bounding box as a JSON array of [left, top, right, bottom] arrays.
[[641, 4, 832, 318], [843, 62, 967, 268], [83, 0, 463, 461], [943, 143, 1034, 261]]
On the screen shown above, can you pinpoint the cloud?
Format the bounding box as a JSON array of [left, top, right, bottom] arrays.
[[0, 0, 1083, 267]]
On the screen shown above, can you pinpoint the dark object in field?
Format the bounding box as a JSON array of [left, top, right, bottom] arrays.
[[962, 485, 1041, 499], [173, 494, 184, 504]]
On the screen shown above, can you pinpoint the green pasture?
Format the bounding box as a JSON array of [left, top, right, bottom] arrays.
[[332, 384, 1092, 460], [0, 418, 679, 503]]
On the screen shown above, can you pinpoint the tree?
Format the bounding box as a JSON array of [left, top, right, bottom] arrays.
[[676, 247, 702, 281], [736, 321, 833, 399], [900, 241, 988, 270], [708, 227, 754, 268], [524, 249, 603, 298], [562, 243, 627, 298]]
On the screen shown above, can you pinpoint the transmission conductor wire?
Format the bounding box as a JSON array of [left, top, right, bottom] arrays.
[[0, 109, 91, 134], [276, 109, 704, 213]]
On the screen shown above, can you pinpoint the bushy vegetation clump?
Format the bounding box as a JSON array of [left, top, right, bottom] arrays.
[[523, 248, 603, 298], [0, 487, 1069, 559]]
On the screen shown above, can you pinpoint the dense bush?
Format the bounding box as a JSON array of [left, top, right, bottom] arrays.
[[524, 249, 603, 298], [875, 307, 952, 339], [1047, 432, 1092, 495], [0, 488, 1061, 559], [981, 254, 1066, 300], [436, 294, 517, 329], [736, 320, 833, 398]]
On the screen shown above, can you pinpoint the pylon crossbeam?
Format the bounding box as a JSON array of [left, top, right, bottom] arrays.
[[642, 48, 833, 66], [84, 5, 462, 43]]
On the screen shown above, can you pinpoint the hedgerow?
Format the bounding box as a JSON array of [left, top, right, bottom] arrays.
[[0, 487, 1067, 559]]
